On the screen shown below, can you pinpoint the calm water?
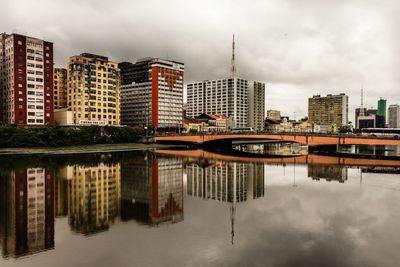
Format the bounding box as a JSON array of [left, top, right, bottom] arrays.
[[0, 149, 400, 267]]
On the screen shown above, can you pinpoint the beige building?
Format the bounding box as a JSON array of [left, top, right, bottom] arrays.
[[308, 93, 348, 130], [54, 68, 67, 109], [248, 81, 265, 131], [67, 53, 120, 126], [267, 110, 281, 121]]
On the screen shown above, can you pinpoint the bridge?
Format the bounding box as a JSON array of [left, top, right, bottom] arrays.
[[156, 133, 400, 146], [156, 149, 400, 167]]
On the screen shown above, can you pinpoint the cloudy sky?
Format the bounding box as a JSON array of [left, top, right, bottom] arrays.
[[1, 0, 399, 121]]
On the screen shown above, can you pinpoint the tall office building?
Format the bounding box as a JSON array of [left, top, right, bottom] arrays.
[[187, 78, 248, 128], [248, 81, 265, 131], [308, 93, 348, 128], [377, 98, 387, 121], [119, 58, 184, 128], [67, 163, 121, 235], [0, 168, 54, 258], [53, 68, 67, 109], [67, 53, 120, 125], [0, 33, 54, 125], [388, 104, 400, 128]]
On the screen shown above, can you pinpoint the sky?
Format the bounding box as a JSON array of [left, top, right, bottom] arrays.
[[1, 0, 399, 122]]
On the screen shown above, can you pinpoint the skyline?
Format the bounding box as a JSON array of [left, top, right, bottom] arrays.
[[1, 0, 399, 122]]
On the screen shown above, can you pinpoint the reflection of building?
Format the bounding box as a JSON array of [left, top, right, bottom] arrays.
[[308, 94, 348, 130], [54, 172, 68, 217], [308, 165, 348, 183], [67, 164, 121, 235], [120, 155, 184, 225], [186, 161, 265, 202], [0, 168, 54, 258]]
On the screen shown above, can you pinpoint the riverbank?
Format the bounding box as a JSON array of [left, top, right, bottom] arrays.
[[0, 143, 184, 155]]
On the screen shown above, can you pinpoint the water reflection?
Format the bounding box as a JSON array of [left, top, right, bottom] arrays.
[[0, 148, 399, 266], [0, 168, 54, 258]]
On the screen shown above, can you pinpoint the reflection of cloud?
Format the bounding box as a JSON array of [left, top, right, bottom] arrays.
[[2, 164, 400, 267]]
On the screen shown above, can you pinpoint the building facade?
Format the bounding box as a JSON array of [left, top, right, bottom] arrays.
[[119, 58, 184, 128], [0, 33, 54, 125], [187, 78, 248, 128], [388, 104, 400, 128], [266, 110, 281, 121], [67, 53, 120, 126], [248, 81, 265, 131], [377, 98, 387, 121], [308, 93, 348, 129], [53, 68, 67, 110]]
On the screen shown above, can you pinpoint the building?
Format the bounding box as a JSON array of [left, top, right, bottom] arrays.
[[0, 168, 54, 258], [187, 78, 248, 128], [0, 33, 54, 125], [388, 104, 400, 128], [53, 68, 67, 109], [266, 110, 281, 121], [248, 81, 265, 131], [355, 107, 367, 129], [120, 154, 184, 225], [308, 94, 348, 130], [66, 53, 120, 126], [67, 163, 121, 235], [377, 98, 387, 122], [183, 113, 228, 133], [356, 108, 385, 129], [119, 58, 184, 129]]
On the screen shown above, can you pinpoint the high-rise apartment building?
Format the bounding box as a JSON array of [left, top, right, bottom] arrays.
[[248, 81, 265, 131], [187, 78, 248, 128], [53, 68, 67, 109], [119, 58, 184, 128], [388, 104, 400, 128], [308, 93, 348, 128], [67, 53, 120, 125], [0, 33, 54, 125]]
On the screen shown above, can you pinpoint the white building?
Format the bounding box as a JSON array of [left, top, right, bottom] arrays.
[[248, 81, 265, 131], [187, 78, 248, 128], [388, 104, 400, 128]]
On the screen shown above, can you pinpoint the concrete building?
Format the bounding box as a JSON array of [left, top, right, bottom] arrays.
[[53, 68, 67, 109], [119, 58, 184, 129], [248, 81, 265, 131], [308, 93, 348, 129], [183, 113, 228, 133], [0, 33, 54, 125], [187, 78, 248, 128], [66, 53, 120, 126], [267, 110, 281, 121], [357, 114, 385, 129], [388, 104, 400, 128]]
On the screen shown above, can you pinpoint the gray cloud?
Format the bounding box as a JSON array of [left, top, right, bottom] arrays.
[[1, 0, 399, 121]]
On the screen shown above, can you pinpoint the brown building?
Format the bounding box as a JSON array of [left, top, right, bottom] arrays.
[[53, 68, 67, 109], [0, 33, 54, 125], [308, 93, 348, 129]]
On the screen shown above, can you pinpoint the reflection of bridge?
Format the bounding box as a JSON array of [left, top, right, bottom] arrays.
[[156, 133, 400, 146], [156, 149, 400, 167]]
